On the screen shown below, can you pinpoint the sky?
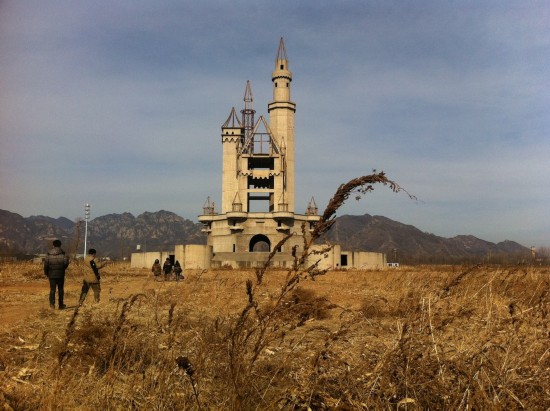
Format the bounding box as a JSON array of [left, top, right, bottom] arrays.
[[1, 1, 549, 248]]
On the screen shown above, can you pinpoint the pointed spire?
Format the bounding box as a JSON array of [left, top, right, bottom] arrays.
[[239, 116, 280, 156], [202, 197, 215, 215], [241, 80, 256, 139], [243, 80, 253, 108], [276, 37, 288, 66], [222, 107, 242, 128], [271, 38, 292, 103], [231, 193, 243, 212], [278, 192, 288, 212], [306, 197, 318, 216]]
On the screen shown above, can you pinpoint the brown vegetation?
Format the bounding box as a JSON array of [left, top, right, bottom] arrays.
[[0, 262, 548, 410]]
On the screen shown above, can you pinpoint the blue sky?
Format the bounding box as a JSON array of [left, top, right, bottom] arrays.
[[1, 1, 549, 247]]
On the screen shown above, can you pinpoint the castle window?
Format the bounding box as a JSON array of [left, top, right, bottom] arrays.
[[275, 82, 278, 87], [286, 82, 289, 87], [280, 64, 284, 69], [248, 192, 272, 212], [248, 176, 274, 190]]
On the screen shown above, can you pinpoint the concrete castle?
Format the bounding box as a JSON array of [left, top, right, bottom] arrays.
[[131, 39, 386, 270], [198, 38, 321, 268]]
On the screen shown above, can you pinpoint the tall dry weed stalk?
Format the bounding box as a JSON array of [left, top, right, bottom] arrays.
[[105, 293, 146, 371], [227, 171, 410, 407], [57, 306, 81, 367]]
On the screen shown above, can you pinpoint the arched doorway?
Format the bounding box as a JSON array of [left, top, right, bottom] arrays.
[[249, 234, 270, 252]]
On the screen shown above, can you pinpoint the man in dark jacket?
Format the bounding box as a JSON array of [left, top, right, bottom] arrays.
[[43, 239, 70, 309], [162, 257, 172, 281]]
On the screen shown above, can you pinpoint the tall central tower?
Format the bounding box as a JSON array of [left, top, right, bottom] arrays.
[[199, 38, 319, 268], [268, 39, 296, 212]]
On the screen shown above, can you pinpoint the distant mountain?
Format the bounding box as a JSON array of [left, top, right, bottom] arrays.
[[0, 209, 206, 260], [0, 209, 529, 263], [0, 210, 73, 254], [324, 214, 529, 264], [88, 211, 206, 259]]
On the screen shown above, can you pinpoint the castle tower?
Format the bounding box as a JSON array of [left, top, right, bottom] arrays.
[[199, 39, 319, 268], [221, 107, 244, 213], [268, 38, 296, 212]]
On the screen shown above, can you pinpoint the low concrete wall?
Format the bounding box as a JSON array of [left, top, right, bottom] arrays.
[[130, 251, 173, 269], [352, 251, 387, 269], [182, 244, 212, 269], [307, 244, 339, 270], [131, 244, 386, 270], [305, 245, 386, 270]]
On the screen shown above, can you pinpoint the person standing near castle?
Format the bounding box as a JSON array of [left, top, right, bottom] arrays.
[[43, 239, 70, 309], [152, 259, 162, 281], [163, 257, 172, 281], [79, 248, 106, 305], [174, 260, 183, 281]]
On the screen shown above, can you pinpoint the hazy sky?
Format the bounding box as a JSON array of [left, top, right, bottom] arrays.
[[1, 1, 549, 247]]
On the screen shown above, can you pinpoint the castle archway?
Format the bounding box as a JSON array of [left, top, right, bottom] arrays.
[[250, 234, 270, 252]]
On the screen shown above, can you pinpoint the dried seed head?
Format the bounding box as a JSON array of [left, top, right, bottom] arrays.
[[176, 356, 195, 376]]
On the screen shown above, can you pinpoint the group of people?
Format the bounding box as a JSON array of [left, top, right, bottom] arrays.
[[151, 257, 184, 281], [43, 239, 107, 309], [44, 239, 186, 309]]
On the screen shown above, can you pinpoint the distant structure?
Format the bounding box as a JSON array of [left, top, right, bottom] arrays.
[[197, 39, 321, 268], [131, 39, 386, 270]]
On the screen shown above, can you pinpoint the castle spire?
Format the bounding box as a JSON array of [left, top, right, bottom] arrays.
[[244, 79, 253, 107], [222, 107, 242, 128], [276, 37, 288, 68], [271, 37, 292, 103], [241, 80, 255, 140]]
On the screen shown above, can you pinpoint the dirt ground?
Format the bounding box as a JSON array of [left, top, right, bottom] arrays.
[[0, 276, 152, 329], [0, 263, 364, 329]]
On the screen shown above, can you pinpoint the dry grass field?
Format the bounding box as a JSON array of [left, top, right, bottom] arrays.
[[0, 261, 548, 410]]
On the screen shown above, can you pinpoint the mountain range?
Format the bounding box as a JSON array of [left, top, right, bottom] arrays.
[[0, 209, 529, 264]]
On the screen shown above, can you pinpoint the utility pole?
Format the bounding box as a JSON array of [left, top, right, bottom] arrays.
[[84, 203, 91, 257]]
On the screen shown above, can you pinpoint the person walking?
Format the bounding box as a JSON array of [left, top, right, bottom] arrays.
[[43, 239, 70, 309], [79, 248, 106, 305], [162, 257, 172, 281], [174, 260, 183, 281], [152, 259, 162, 281]]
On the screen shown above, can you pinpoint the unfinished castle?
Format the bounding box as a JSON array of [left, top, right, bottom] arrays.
[[131, 39, 386, 270]]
